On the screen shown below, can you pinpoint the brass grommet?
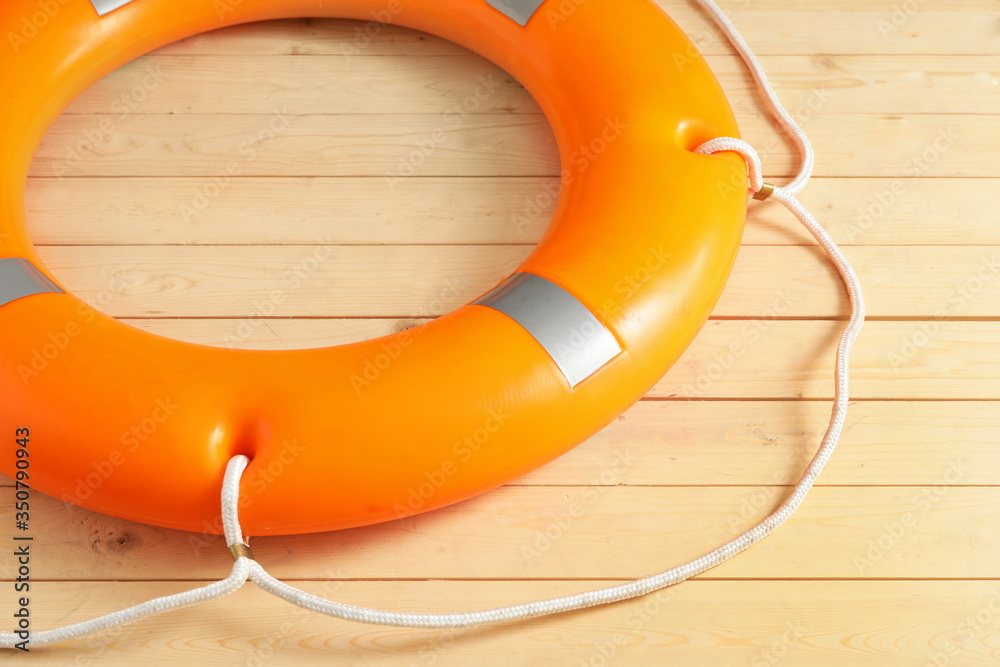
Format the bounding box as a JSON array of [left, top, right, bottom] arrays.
[[752, 183, 775, 201], [229, 542, 255, 561]]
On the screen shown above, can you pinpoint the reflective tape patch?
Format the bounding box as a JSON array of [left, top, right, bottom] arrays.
[[474, 273, 622, 387], [89, 0, 136, 16], [0, 258, 63, 307], [485, 0, 546, 26]]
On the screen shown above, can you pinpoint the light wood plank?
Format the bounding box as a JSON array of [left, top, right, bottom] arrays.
[[153, 19, 473, 57], [666, 319, 1000, 400], [677, 10, 1000, 57], [2, 486, 995, 580], [15, 581, 1000, 665], [0, 401, 995, 489], [29, 112, 993, 178], [746, 177, 997, 246], [29, 245, 1000, 318], [150, 10, 1000, 57], [67, 55, 537, 116], [715, 55, 1000, 117], [30, 113, 560, 179], [25, 176, 561, 246], [103, 319, 1000, 400], [524, 400, 1000, 486], [63, 54, 1000, 116], [24, 176, 998, 246]]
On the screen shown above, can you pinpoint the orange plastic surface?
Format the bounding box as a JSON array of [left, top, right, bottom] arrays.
[[0, 0, 746, 535]]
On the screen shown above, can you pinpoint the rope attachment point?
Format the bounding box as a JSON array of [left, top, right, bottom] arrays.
[[752, 183, 775, 201], [229, 543, 255, 561]]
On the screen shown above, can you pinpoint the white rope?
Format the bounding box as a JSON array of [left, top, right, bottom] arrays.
[[0, 462, 253, 649], [1, 0, 864, 647], [691, 0, 815, 196], [0, 560, 251, 649]]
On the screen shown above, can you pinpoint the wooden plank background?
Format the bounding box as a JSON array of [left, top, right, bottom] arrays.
[[3, 0, 999, 664]]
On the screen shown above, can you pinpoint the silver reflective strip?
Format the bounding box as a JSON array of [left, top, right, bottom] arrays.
[[90, 0, 136, 16], [0, 258, 63, 307], [474, 273, 622, 387], [485, 0, 546, 26]]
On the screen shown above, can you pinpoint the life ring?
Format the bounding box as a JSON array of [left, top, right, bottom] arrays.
[[0, 0, 747, 535]]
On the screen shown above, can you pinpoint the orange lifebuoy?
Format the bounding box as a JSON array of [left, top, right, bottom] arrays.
[[0, 0, 746, 535]]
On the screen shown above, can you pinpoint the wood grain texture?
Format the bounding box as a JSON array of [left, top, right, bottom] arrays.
[[4, 2, 999, 664], [29, 245, 1000, 318], [36, 319, 997, 399], [2, 485, 997, 580], [30, 112, 995, 178], [24, 177, 999, 246], [149, 5, 1000, 57], [2, 400, 999, 487], [9, 581, 1000, 666], [62, 54, 1000, 116]]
